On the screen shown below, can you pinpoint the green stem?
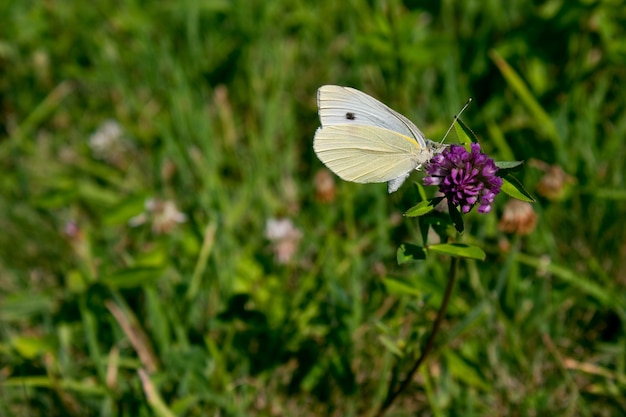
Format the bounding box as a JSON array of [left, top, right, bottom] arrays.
[[376, 256, 459, 417]]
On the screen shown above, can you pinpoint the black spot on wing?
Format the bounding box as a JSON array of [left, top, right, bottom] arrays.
[[345, 112, 356, 120]]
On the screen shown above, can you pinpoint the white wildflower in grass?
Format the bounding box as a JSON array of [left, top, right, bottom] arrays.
[[264, 218, 302, 264], [129, 198, 187, 234], [88, 119, 130, 166]]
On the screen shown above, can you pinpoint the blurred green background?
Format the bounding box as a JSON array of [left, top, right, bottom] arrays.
[[1, 0, 625, 416]]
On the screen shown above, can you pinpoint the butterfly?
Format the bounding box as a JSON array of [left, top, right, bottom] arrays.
[[313, 85, 446, 193]]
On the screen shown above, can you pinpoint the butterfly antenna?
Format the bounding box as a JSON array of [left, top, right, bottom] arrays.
[[441, 97, 473, 144]]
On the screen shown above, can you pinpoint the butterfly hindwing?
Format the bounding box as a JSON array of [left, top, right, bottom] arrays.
[[313, 124, 427, 184]]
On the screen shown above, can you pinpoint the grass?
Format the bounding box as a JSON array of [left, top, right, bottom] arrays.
[[1, 0, 626, 416]]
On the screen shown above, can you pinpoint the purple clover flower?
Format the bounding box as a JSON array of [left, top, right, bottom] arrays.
[[424, 143, 502, 214]]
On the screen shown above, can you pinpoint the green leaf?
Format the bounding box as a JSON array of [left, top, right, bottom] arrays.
[[445, 300, 488, 342], [418, 215, 430, 246], [101, 267, 165, 289], [404, 197, 444, 217], [77, 180, 121, 208], [444, 351, 490, 391], [428, 243, 486, 260], [66, 270, 88, 294], [3, 376, 106, 395], [138, 369, 178, 417], [448, 200, 464, 234], [11, 336, 53, 359], [487, 120, 516, 161], [501, 175, 535, 202], [590, 188, 626, 200], [397, 243, 427, 264], [515, 253, 621, 309], [413, 181, 428, 201], [383, 277, 423, 297], [102, 194, 149, 226], [489, 49, 559, 142], [171, 396, 201, 417], [454, 118, 479, 147], [145, 286, 172, 353], [495, 160, 524, 173], [419, 211, 455, 244], [378, 334, 404, 357], [0, 293, 56, 321]]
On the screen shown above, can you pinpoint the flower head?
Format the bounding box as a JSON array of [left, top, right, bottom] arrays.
[[265, 218, 302, 264], [314, 169, 336, 203], [529, 159, 575, 201], [424, 143, 502, 214], [129, 198, 187, 234], [498, 200, 537, 235], [88, 119, 132, 167]]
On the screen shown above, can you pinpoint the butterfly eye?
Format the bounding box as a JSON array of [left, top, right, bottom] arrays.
[[345, 112, 356, 120]]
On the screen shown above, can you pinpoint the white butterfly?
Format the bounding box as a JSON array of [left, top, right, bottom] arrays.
[[313, 85, 446, 193]]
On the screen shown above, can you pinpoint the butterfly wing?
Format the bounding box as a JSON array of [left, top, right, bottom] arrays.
[[314, 124, 431, 186], [317, 85, 428, 148], [387, 174, 410, 193]]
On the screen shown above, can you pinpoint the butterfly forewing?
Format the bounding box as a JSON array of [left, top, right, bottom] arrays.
[[317, 85, 428, 148]]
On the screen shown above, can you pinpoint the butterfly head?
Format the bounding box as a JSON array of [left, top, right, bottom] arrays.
[[426, 140, 448, 155]]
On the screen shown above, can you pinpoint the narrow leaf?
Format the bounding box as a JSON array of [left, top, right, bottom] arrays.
[[453, 119, 479, 152], [448, 200, 464, 233], [444, 351, 490, 391], [516, 253, 621, 309], [495, 160, 524, 172], [378, 334, 405, 357], [139, 369, 177, 417], [383, 277, 423, 297], [418, 215, 430, 246], [487, 120, 516, 161], [101, 268, 164, 289], [0, 293, 56, 321], [405, 197, 444, 217], [501, 175, 535, 202], [11, 336, 53, 359], [591, 188, 626, 200], [428, 243, 486, 260], [413, 181, 428, 201], [3, 376, 106, 395], [489, 49, 559, 142], [420, 213, 452, 246], [397, 243, 427, 264]]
